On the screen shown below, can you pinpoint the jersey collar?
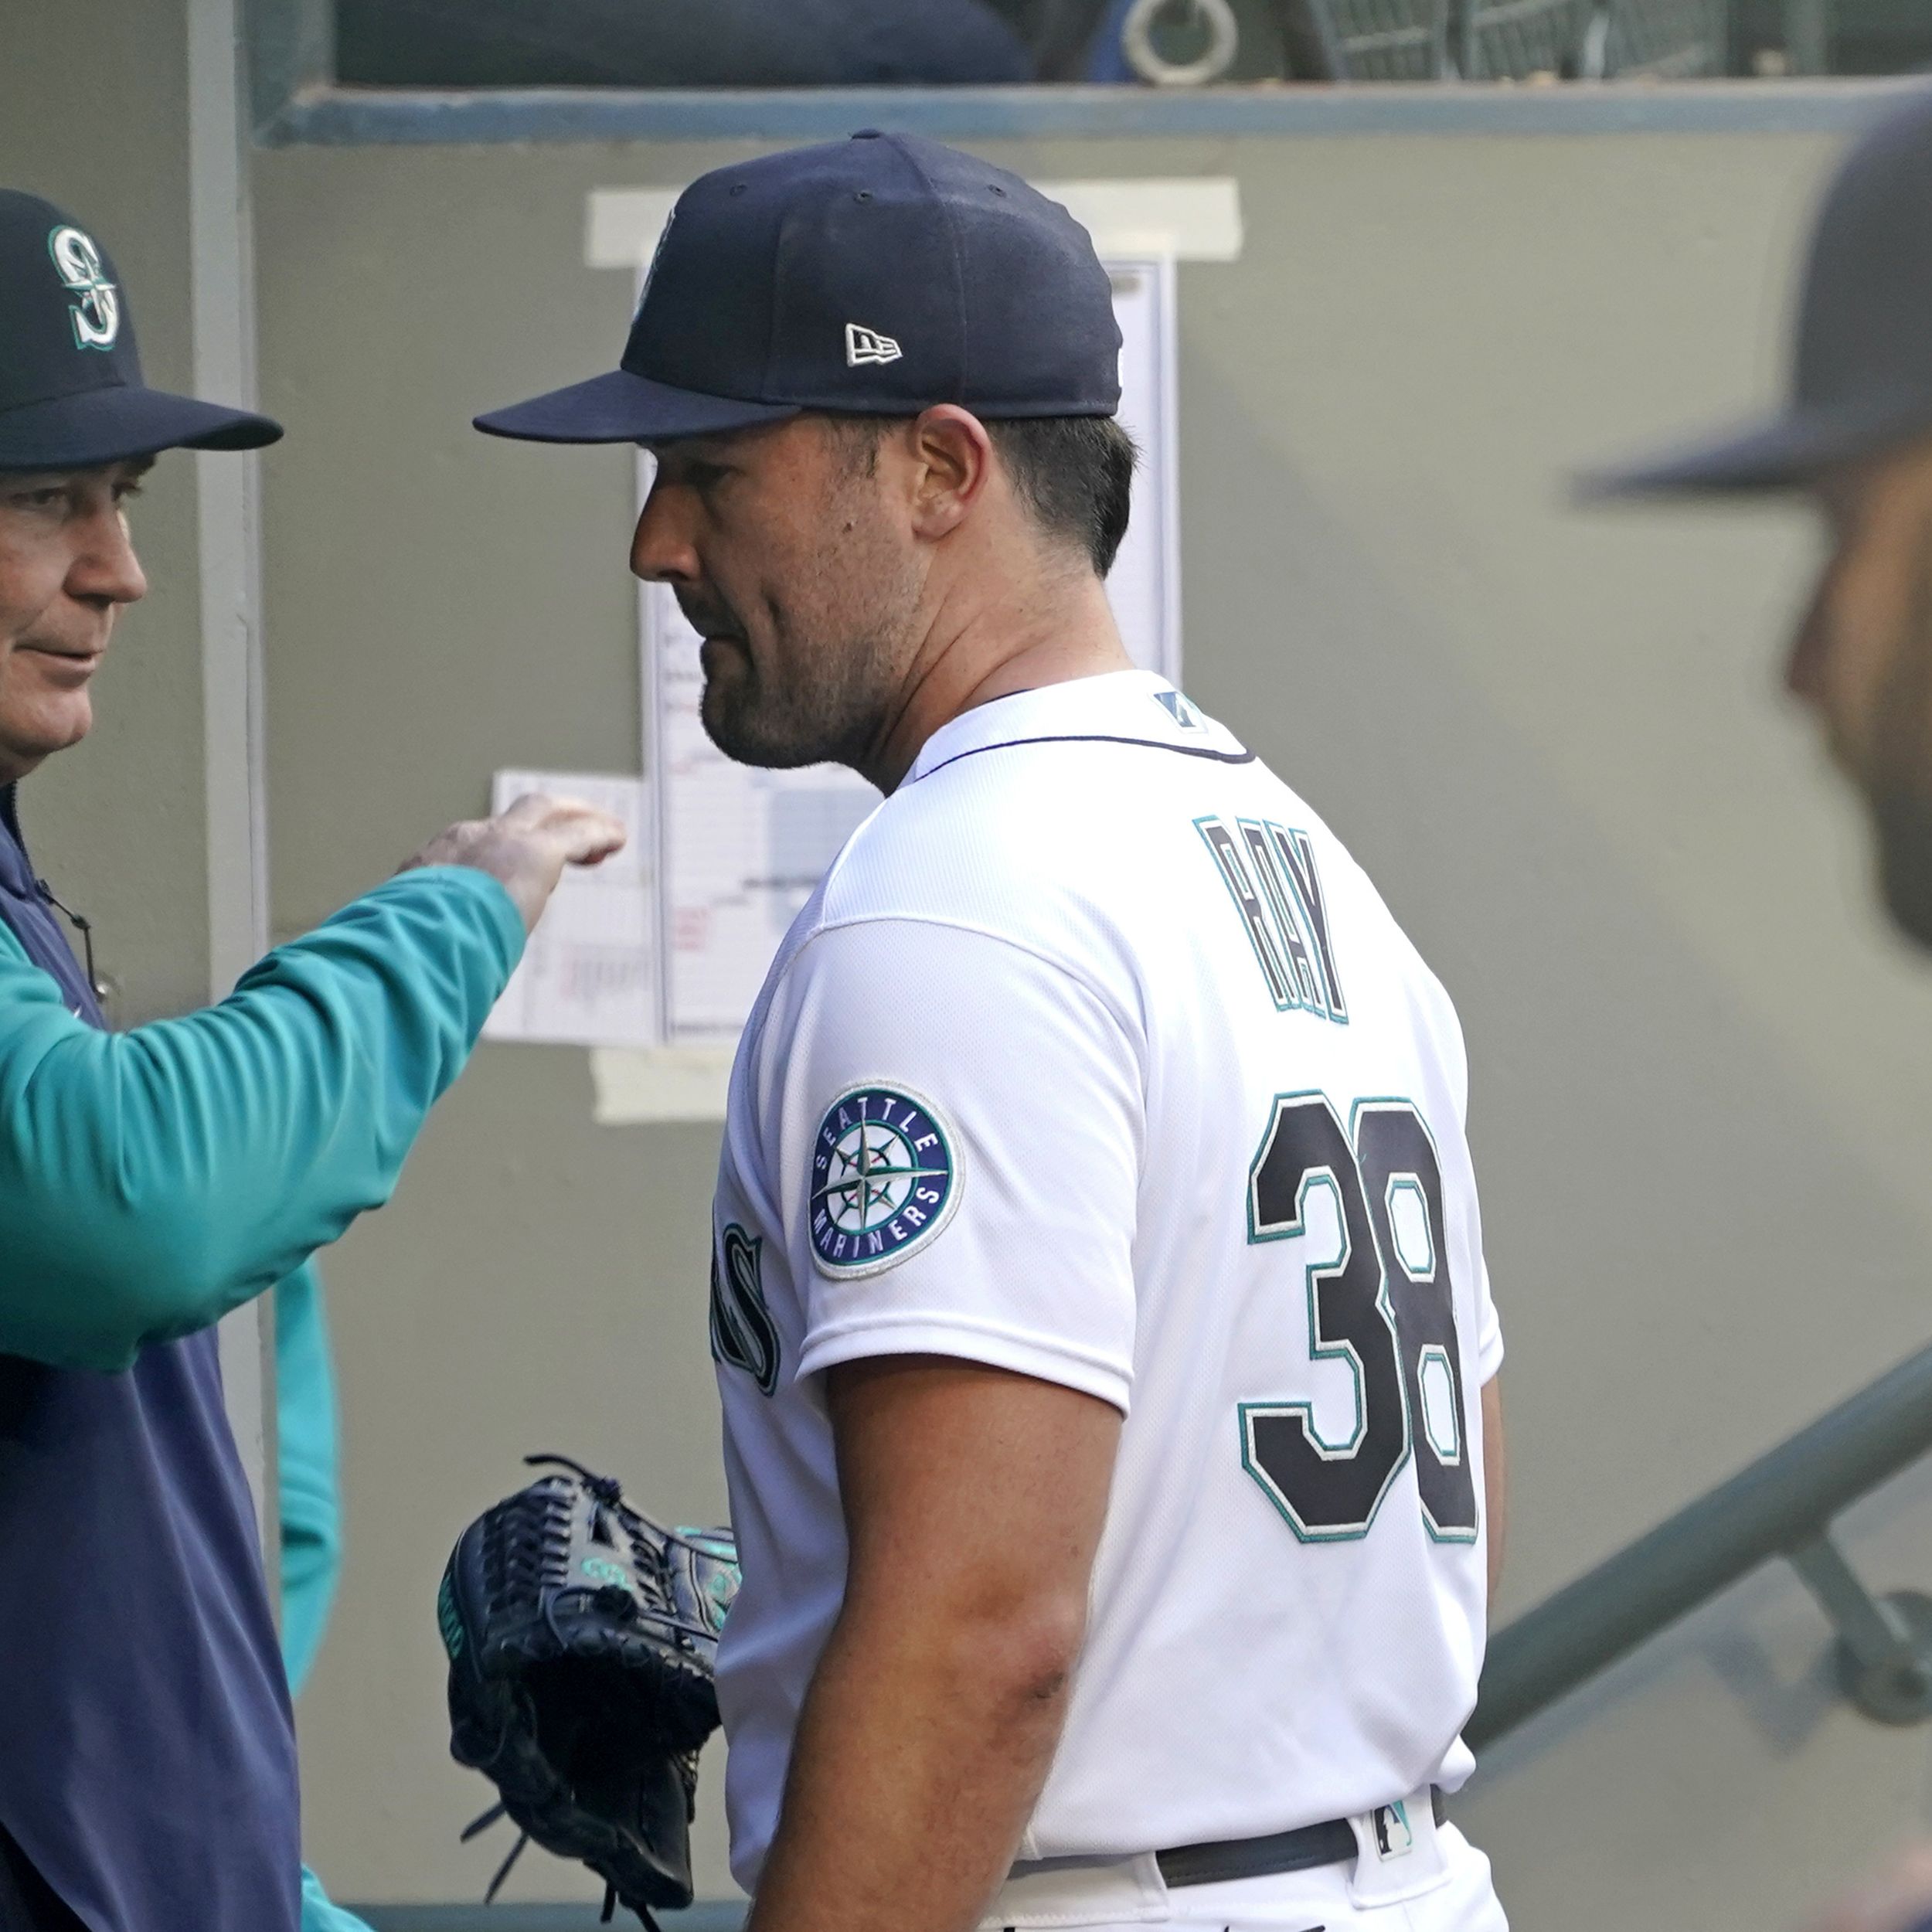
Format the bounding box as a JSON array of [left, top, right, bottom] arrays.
[[901, 670, 1246, 788]]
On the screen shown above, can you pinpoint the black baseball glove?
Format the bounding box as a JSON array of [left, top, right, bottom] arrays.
[[437, 1453, 741, 1927]]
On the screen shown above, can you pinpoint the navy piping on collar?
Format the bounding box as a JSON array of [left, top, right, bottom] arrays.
[[910, 732, 1258, 785]]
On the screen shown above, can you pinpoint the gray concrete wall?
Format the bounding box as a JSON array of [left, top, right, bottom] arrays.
[[0, 0, 211, 1022], [255, 123, 1932, 1927]]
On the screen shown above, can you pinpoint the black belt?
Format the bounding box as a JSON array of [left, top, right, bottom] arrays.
[[1155, 1788, 1447, 1889]]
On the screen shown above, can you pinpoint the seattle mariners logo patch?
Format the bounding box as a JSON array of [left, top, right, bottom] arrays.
[[810, 1084, 958, 1277], [47, 226, 119, 351]]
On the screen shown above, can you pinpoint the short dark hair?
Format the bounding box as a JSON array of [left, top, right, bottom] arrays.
[[822, 412, 1138, 577], [987, 416, 1138, 578]]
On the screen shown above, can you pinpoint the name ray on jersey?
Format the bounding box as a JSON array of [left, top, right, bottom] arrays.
[[1195, 815, 1347, 1022]]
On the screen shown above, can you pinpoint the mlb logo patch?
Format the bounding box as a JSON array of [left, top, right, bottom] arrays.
[[1153, 689, 1204, 730], [1372, 1800, 1413, 1861]]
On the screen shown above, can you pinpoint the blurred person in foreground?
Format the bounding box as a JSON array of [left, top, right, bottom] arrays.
[[1587, 87, 1932, 950], [1583, 86, 1932, 1932], [0, 187, 624, 1932]]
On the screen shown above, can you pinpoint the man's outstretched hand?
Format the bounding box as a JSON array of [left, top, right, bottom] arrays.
[[403, 793, 628, 934]]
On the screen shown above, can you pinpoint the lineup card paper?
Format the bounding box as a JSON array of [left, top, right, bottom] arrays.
[[481, 770, 658, 1049], [1103, 257, 1182, 686], [640, 256, 1182, 1049]]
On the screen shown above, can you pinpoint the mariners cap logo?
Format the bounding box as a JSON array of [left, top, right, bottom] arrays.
[[48, 226, 119, 352], [810, 1084, 958, 1277], [845, 322, 902, 368]]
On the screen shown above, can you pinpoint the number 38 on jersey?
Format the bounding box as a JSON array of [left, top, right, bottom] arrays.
[[1240, 1090, 1478, 1546]]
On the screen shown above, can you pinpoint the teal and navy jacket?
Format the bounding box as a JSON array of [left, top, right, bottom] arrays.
[[0, 782, 522, 1932]]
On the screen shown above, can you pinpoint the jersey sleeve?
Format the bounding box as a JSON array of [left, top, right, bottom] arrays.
[[770, 917, 1141, 1413], [1475, 1256, 1503, 1382]]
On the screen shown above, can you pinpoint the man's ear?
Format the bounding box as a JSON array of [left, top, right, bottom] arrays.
[[906, 406, 995, 544]]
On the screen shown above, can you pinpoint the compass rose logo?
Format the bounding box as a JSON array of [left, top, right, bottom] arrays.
[[810, 1084, 959, 1277]]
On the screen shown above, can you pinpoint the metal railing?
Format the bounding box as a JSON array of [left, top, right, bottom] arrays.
[[1469, 1335, 1932, 1751]]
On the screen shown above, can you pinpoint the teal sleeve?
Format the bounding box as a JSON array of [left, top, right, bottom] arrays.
[[279, 1271, 370, 1932], [277, 1261, 342, 1699], [300, 1863, 375, 1932], [0, 866, 524, 1372]]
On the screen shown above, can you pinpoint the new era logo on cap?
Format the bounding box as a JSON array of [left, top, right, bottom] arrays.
[[845, 322, 902, 369]]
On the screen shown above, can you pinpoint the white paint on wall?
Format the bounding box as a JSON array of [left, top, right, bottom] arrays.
[[189, 0, 276, 1558], [590, 1046, 733, 1124]]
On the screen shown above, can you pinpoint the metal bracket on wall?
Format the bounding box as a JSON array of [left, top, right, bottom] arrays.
[[1787, 1529, 1932, 1726]]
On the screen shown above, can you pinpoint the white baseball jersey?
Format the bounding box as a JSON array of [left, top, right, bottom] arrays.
[[708, 669, 1502, 1893]]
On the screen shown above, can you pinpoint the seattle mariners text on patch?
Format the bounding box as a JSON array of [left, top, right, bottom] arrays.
[[810, 1085, 959, 1278]]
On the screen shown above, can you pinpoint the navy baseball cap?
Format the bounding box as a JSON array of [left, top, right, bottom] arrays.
[[474, 131, 1121, 445], [1586, 88, 1932, 496], [0, 190, 281, 471]]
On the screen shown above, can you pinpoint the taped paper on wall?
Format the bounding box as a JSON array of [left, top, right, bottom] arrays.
[[638, 255, 1182, 1054], [1104, 257, 1182, 681], [481, 770, 657, 1049]]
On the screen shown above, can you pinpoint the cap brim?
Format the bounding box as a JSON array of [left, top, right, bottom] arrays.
[[0, 383, 281, 470], [474, 367, 801, 444], [1579, 389, 1932, 499]]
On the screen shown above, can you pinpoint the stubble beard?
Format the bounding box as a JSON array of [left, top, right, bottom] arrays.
[[1871, 791, 1932, 946], [694, 508, 920, 774], [1867, 519, 1932, 949], [700, 619, 902, 772]]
